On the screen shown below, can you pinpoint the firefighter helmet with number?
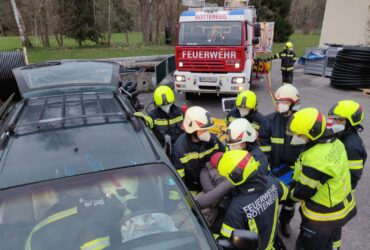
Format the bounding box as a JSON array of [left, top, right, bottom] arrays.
[[153, 85, 175, 106], [275, 84, 300, 103], [235, 90, 257, 110], [285, 42, 294, 49], [218, 150, 259, 186], [226, 118, 257, 145], [287, 107, 326, 141], [182, 106, 214, 134], [328, 100, 364, 127]]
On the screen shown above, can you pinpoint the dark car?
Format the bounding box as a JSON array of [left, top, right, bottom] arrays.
[[0, 60, 257, 250]]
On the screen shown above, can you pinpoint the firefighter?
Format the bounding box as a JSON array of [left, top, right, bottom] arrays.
[[225, 90, 265, 131], [25, 174, 140, 250], [218, 150, 289, 250], [266, 42, 297, 84], [328, 100, 366, 250], [226, 118, 270, 175], [171, 106, 226, 192], [258, 84, 304, 238], [134, 85, 184, 155], [328, 100, 367, 190], [287, 107, 357, 250]]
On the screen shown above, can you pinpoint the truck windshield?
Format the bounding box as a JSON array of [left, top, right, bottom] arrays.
[[0, 164, 213, 249], [179, 21, 242, 46]]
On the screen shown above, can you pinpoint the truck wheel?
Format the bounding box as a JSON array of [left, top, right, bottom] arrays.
[[185, 92, 194, 100], [0, 51, 25, 102]]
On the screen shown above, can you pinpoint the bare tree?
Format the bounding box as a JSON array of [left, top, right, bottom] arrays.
[[11, 0, 32, 47], [138, 0, 154, 43]]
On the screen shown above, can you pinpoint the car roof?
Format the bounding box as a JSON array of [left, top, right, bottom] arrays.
[[0, 92, 165, 190]]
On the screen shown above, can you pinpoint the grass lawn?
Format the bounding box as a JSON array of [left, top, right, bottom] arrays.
[[0, 33, 320, 63]]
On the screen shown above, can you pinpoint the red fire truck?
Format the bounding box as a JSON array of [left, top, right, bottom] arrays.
[[174, 0, 274, 99]]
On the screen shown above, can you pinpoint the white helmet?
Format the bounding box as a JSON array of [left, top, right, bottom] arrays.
[[182, 106, 214, 134], [226, 118, 257, 145], [275, 84, 300, 103]]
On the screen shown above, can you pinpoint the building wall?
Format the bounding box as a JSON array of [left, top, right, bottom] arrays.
[[319, 0, 370, 47]]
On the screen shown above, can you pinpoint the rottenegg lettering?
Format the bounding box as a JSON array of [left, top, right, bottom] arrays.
[[243, 185, 278, 219], [182, 51, 237, 59]]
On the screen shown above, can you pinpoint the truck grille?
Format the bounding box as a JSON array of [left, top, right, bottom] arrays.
[[183, 61, 224, 70]]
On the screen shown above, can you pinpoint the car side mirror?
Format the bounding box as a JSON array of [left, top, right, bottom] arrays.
[[218, 230, 259, 250], [252, 37, 259, 45]]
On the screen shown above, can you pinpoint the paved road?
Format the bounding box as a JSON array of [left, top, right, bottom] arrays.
[[140, 61, 370, 249]]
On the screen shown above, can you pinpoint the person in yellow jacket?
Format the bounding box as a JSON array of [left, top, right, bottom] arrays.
[[287, 107, 357, 250]]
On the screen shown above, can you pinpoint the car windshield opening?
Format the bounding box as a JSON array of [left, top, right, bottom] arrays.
[[178, 21, 242, 46], [0, 164, 212, 250], [20, 61, 115, 89]]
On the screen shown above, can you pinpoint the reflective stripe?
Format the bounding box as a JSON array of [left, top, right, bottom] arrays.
[[290, 189, 299, 202], [213, 234, 221, 239], [248, 218, 258, 233], [282, 205, 295, 211], [286, 54, 294, 57], [281, 67, 294, 71], [168, 115, 183, 125], [26, 207, 78, 250], [154, 119, 168, 126], [251, 123, 260, 130], [267, 200, 279, 249], [280, 181, 289, 201], [199, 144, 219, 158], [80, 236, 110, 250], [297, 172, 321, 189], [271, 137, 284, 144], [180, 144, 220, 164], [169, 190, 181, 200], [177, 168, 185, 177], [220, 223, 234, 238], [154, 116, 184, 126], [301, 197, 356, 221], [333, 240, 341, 248], [348, 160, 364, 170], [281, 53, 287, 57], [260, 146, 272, 152]]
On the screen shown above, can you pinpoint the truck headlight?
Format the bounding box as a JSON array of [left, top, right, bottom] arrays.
[[231, 77, 245, 84], [175, 75, 186, 82], [235, 63, 240, 69], [179, 62, 184, 67]]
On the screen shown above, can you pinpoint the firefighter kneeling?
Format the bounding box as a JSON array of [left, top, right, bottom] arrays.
[[217, 150, 289, 250], [287, 108, 357, 250]]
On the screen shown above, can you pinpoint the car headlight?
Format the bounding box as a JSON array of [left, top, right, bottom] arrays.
[[175, 75, 186, 82], [235, 63, 240, 69], [231, 77, 245, 84], [179, 62, 184, 67]]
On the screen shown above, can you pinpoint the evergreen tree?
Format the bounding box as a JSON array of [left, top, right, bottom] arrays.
[[64, 0, 103, 46], [252, 0, 294, 42]]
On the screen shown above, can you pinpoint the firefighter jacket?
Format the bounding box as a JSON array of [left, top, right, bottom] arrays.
[[220, 174, 289, 250], [226, 107, 266, 131], [146, 105, 184, 146], [259, 112, 304, 169], [339, 127, 367, 190], [26, 196, 117, 250], [171, 133, 226, 191], [269, 49, 297, 72], [247, 143, 270, 176], [291, 132, 357, 229]]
